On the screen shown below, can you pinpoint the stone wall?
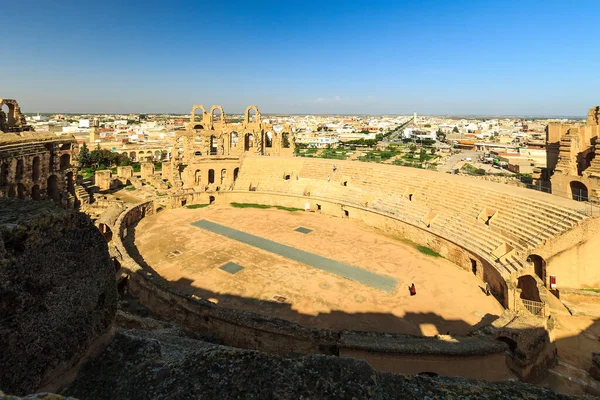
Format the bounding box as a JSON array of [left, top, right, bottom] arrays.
[[0, 199, 117, 395], [0, 136, 76, 206]]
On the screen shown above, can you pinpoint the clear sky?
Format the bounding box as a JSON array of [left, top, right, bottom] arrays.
[[1, 0, 598, 115]]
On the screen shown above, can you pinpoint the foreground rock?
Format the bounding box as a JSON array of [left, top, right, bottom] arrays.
[[0, 200, 117, 395], [64, 328, 583, 399]]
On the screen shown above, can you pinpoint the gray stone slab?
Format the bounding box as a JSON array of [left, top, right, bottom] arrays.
[[219, 262, 244, 275], [294, 226, 313, 234], [192, 219, 396, 292]]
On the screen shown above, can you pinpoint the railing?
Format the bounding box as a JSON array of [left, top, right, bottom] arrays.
[[521, 299, 545, 317], [525, 182, 600, 217]]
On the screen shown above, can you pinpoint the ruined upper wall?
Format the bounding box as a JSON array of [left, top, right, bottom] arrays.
[[0, 98, 32, 133]]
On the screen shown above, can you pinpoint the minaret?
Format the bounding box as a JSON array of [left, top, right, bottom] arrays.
[[89, 127, 96, 143]]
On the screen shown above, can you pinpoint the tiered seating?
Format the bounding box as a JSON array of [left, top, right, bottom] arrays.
[[234, 156, 589, 277]]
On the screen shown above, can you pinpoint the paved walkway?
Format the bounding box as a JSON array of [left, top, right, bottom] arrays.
[[192, 219, 397, 292]]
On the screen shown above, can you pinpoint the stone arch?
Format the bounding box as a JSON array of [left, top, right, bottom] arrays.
[[570, 180, 588, 201], [194, 134, 203, 147], [60, 154, 70, 170], [15, 159, 23, 180], [209, 105, 225, 126], [129, 151, 136, 161], [230, 132, 239, 148], [47, 175, 59, 201], [194, 169, 202, 186], [244, 133, 254, 151], [17, 183, 26, 199], [244, 105, 260, 124], [265, 131, 273, 148], [528, 254, 546, 283], [233, 167, 239, 181], [190, 104, 206, 123], [221, 169, 227, 185], [154, 150, 161, 161], [517, 275, 541, 302], [98, 223, 113, 242], [161, 150, 168, 160], [32, 156, 40, 182], [31, 184, 40, 200], [194, 150, 203, 157], [208, 169, 215, 184]]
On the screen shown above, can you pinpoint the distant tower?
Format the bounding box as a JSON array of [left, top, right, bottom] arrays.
[[413, 112, 417, 122], [89, 127, 96, 143]]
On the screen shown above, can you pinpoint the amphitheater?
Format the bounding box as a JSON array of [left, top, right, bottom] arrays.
[[2, 99, 599, 398]]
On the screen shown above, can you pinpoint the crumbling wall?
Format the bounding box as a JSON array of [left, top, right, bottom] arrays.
[[0, 199, 117, 395]]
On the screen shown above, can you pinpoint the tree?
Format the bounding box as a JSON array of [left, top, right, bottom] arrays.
[[452, 126, 459, 133], [78, 142, 91, 168]]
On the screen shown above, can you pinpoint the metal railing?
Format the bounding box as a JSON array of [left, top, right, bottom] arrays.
[[525, 182, 600, 217], [521, 299, 545, 317]]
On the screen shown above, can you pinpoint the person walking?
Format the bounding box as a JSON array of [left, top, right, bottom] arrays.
[[485, 282, 491, 296], [409, 283, 416, 296]]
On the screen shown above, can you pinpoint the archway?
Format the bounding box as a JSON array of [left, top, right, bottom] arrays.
[[282, 132, 291, 148], [154, 150, 161, 161], [47, 175, 59, 201], [570, 181, 588, 201], [265, 131, 273, 148], [496, 336, 518, 354], [208, 169, 215, 184], [15, 159, 23, 180], [528, 254, 546, 283], [234, 167, 239, 181], [244, 134, 254, 151], [32, 157, 40, 182], [195, 169, 202, 186], [210, 135, 217, 155], [230, 132, 239, 148], [66, 171, 75, 195], [0, 163, 8, 185], [60, 154, 70, 170], [245, 105, 259, 124], [31, 184, 40, 200], [517, 275, 541, 302], [17, 183, 26, 199], [221, 169, 227, 185], [191, 105, 205, 123], [210, 105, 224, 126], [129, 151, 136, 161], [98, 223, 113, 242]]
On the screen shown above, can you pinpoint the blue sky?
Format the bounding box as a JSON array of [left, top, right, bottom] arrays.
[[1, 0, 598, 115]]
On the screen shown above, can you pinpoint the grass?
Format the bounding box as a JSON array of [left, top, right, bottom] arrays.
[[230, 202, 303, 212], [582, 288, 600, 293], [125, 186, 137, 191], [230, 202, 271, 209], [186, 203, 210, 209], [274, 205, 304, 212], [416, 245, 441, 257]]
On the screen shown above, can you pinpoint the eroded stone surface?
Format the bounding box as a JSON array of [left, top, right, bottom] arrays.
[[0, 199, 117, 395]]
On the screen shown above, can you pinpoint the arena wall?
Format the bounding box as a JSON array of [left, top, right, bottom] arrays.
[[535, 216, 600, 288], [112, 201, 511, 381]]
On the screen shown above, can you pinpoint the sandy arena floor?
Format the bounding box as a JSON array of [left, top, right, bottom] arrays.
[[133, 205, 504, 335]]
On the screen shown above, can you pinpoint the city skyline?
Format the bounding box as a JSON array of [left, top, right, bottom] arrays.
[[1, 0, 598, 115]]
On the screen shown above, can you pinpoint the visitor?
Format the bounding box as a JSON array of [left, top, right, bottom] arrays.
[[333, 164, 337, 172], [485, 282, 491, 296], [409, 283, 416, 296], [327, 175, 330, 182]]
